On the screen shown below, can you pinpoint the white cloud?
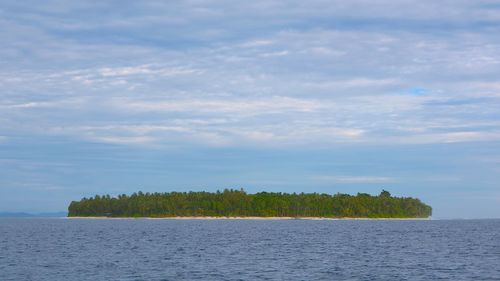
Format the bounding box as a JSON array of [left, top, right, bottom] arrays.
[[2, 102, 55, 109], [384, 131, 500, 145], [259, 50, 290, 57], [1, 1, 500, 148], [239, 39, 274, 48], [97, 65, 199, 77], [313, 176, 395, 184], [0, 98, 86, 110], [89, 136, 156, 145], [440, 132, 490, 143], [303, 78, 399, 91], [113, 96, 324, 115]]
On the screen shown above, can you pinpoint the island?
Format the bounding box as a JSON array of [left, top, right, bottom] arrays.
[[68, 189, 432, 219]]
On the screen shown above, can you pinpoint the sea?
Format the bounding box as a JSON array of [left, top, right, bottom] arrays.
[[1, 218, 499, 281]]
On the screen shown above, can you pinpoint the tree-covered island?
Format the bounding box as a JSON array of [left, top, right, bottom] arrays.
[[68, 189, 432, 218]]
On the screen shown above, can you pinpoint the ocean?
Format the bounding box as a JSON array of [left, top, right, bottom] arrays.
[[1, 218, 499, 280]]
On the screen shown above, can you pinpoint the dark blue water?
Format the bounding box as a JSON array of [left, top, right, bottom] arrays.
[[1, 219, 499, 281]]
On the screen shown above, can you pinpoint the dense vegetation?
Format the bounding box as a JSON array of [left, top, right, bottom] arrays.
[[68, 189, 432, 218]]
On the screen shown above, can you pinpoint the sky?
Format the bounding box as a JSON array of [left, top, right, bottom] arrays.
[[1, 1, 500, 218]]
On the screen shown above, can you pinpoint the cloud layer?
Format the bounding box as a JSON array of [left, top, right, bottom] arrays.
[[1, 1, 500, 147]]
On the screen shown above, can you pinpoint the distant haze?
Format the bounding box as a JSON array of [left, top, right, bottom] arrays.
[[1, 1, 500, 218]]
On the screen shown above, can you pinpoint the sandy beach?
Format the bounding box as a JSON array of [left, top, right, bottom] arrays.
[[67, 216, 431, 220]]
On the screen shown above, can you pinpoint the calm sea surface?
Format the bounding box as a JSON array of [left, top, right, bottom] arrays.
[[1, 218, 499, 281]]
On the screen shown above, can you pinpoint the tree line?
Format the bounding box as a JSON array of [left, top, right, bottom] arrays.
[[68, 189, 432, 218]]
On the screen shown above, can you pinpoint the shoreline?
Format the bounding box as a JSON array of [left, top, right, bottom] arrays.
[[67, 216, 431, 220]]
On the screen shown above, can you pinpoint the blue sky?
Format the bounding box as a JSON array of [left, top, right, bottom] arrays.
[[1, 1, 500, 218]]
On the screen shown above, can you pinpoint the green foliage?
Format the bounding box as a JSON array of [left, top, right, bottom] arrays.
[[68, 189, 432, 218], [380, 190, 391, 197]]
